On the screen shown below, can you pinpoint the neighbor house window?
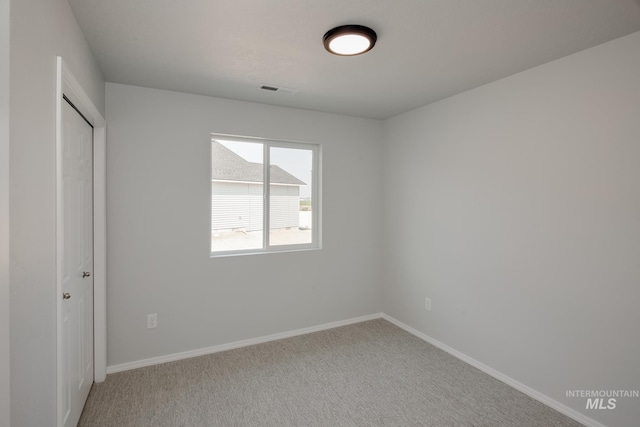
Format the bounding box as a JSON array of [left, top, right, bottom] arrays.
[[211, 135, 320, 255]]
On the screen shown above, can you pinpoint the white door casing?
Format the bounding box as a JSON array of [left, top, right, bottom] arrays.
[[60, 99, 94, 427], [56, 57, 107, 427]]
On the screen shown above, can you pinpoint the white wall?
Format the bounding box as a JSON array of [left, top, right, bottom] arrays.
[[105, 83, 383, 366], [382, 32, 640, 427], [9, 0, 104, 424], [1, 0, 10, 424]]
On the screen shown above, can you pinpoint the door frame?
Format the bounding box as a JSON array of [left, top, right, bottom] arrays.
[[55, 57, 107, 426]]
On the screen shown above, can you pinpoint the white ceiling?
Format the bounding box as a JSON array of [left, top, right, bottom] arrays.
[[68, 0, 640, 120]]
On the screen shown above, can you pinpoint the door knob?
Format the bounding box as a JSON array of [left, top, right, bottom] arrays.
[[63, 293, 71, 300], [82, 272, 91, 278]]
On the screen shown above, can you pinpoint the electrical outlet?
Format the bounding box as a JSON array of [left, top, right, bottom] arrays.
[[425, 297, 431, 311], [147, 313, 158, 329]]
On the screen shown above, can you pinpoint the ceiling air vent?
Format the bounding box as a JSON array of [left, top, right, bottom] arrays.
[[259, 84, 297, 95]]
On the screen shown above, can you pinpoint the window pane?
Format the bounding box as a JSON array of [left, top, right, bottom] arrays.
[[211, 140, 263, 252], [269, 146, 313, 246]]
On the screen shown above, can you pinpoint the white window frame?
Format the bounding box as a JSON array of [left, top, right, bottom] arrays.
[[210, 133, 321, 257]]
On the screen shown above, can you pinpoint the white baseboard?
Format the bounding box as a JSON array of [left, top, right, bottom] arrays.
[[107, 313, 383, 374], [381, 314, 606, 427]]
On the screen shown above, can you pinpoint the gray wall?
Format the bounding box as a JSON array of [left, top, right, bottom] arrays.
[[1, 0, 10, 424], [382, 32, 640, 427], [105, 83, 384, 366], [9, 0, 104, 425]]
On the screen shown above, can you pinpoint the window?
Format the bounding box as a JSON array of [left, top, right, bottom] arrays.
[[211, 135, 320, 255]]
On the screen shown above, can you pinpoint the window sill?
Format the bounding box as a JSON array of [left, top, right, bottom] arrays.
[[209, 245, 321, 258]]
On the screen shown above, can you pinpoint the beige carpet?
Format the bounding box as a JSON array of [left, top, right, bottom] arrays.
[[79, 319, 583, 426]]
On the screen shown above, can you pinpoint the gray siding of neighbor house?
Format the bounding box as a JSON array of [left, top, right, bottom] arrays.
[[211, 182, 262, 231], [270, 185, 301, 230], [211, 182, 300, 232]]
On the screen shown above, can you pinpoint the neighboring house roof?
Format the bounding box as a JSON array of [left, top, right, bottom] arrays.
[[211, 140, 306, 186]]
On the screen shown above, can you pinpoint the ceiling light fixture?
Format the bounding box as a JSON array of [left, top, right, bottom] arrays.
[[323, 25, 377, 56]]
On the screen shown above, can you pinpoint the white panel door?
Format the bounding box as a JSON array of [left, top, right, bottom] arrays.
[[60, 99, 94, 427]]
